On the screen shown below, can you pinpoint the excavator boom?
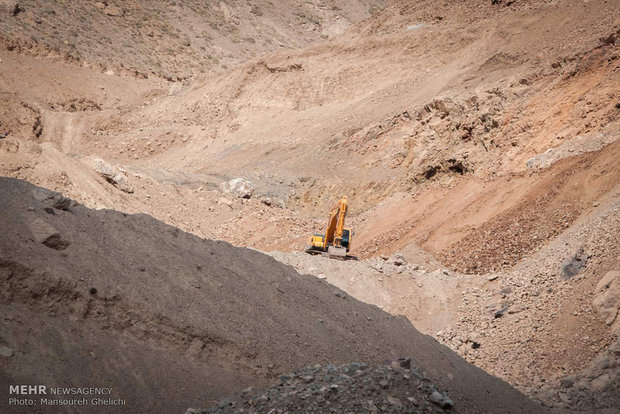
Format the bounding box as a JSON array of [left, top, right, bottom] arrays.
[[323, 201, 341, 248], [334, 197, 347, 247]]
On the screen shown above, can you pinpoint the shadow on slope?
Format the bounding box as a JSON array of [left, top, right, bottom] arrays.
[[0, 177, 542, 413]]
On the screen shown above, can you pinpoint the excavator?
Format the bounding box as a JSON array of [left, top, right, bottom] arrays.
[[305, 196, 354, 259]]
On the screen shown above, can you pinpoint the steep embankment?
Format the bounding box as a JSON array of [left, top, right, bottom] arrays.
[[41, 0, 617, 260], [0, 177, 542, 413]]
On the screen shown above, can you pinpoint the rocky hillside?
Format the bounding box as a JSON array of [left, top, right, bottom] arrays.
[[0, 0, 384, 79], [273, 179, 620, 411]]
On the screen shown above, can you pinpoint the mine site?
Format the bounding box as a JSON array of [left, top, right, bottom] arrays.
[[0, 0, 619, 413]]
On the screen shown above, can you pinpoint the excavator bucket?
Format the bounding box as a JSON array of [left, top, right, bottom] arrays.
[[328, 245, 347, 258]]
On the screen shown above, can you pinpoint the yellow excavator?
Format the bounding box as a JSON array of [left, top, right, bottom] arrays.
[[305, 196, 354, 259]]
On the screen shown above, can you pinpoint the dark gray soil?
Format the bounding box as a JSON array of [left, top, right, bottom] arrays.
[[196, 360, 456, 414]]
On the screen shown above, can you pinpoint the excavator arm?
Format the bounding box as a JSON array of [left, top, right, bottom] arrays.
[[322, 199, 342, 248], [333, 196, 347, 247]]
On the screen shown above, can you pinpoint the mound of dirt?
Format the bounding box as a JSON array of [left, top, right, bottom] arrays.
[[0, 177, 541, 413]]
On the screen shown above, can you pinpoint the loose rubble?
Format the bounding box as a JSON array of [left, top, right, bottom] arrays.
[[191, 361, 454, 414]]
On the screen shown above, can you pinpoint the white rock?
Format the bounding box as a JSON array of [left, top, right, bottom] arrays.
[[94, 158, 133, 193], [390, 253, 406, 266], [0, 346, 13, 358], [220, 178, 255, 199]]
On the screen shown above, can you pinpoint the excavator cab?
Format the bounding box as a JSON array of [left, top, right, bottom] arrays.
[[340, 228, 352, 250]]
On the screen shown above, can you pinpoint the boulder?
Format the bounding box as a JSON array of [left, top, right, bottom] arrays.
[[31, 188, 73, 211], [0, 346, 13, 358], [494, 306, 509, 318], [559, 246, 586, 279], [220, 178, 254, 199], [273, 198, 286, 209], [52, 194, 72, 211], [32, 187, 53, 201], [104, 5, 123, 16], [429, 390, 454, 408], [29, 218, 69, 250], [217, 197, 233, 208], [31, 188, 73, 210], [1, 1, 21, 16], [593, 270, 620, 331], [94, 158, 134, 193]]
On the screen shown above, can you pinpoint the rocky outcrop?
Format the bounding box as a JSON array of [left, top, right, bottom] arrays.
[[94, 158, 134, 193], [593, 270, 620, 331], [559, 246, 587, 279], [532, 270, 620, 410], [28, 218, 69, 250], [220, 178, 254, 199], [553, 338, 620, 410]]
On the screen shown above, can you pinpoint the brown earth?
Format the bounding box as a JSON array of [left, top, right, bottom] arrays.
[[0, 0, 619, 412]]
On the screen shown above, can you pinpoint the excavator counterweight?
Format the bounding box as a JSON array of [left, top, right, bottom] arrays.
[[305, 196, 354, 259]]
